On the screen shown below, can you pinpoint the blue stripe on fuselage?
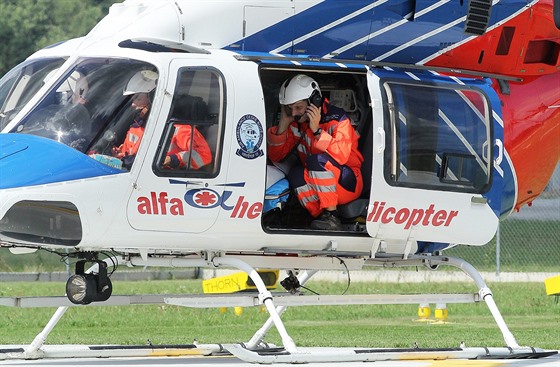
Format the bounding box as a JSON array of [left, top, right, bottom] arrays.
[[225, 0, 529, 64], [0, 134, 123, 189], [225, 1, 377, 54]]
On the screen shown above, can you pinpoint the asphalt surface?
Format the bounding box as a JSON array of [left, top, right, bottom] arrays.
[[1, 353, 560, 367]]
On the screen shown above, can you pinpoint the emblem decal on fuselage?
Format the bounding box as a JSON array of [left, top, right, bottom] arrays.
[[235, 114, 264, 159]]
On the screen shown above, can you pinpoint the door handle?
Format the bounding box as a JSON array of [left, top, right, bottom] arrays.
[[494, 139, 503, 165], [377, 127, 385, 153]]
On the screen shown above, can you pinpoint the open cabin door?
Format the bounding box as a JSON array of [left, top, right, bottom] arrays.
[[365, 68, 504, 246]]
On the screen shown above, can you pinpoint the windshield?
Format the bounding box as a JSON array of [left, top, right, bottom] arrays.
[[12, 58, 158, 170], [0, 57, 66, 131]]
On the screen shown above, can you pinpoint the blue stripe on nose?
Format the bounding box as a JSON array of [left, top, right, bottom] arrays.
[[0, 134, 123, 189]]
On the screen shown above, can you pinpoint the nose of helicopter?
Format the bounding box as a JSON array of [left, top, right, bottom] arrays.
[[0, 133, 123, 190], [0, 134, 125, 246]]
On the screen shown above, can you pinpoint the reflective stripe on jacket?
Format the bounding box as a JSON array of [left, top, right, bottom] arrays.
[[120, 124, 145, 156], [167, 125, 212, 169]]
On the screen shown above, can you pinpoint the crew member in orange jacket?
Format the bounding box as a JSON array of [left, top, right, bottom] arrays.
[[112, 70, 158, 169], [163, 124, 212, 169], [267, 74, 363, 230]]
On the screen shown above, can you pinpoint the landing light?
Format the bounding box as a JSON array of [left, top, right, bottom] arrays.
[[66, 274, 97, 304], [65, 259, 113, 305]]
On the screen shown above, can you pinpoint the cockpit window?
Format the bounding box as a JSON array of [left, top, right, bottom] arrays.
[[0, 57, 66, 131], [12, 58, 158, 171]]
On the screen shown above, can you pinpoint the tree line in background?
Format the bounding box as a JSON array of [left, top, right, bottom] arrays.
[[0, 0, 117, 77]]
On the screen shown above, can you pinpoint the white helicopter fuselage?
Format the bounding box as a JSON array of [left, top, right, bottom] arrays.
[[0, 37, 505, 258]]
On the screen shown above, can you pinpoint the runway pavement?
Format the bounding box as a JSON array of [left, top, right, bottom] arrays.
[[1, 344, 558, 367], [1, 353, 559, 367]]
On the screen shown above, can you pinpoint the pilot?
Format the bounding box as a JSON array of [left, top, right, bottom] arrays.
[[267, 74, 363, 230], [59, 70, 92, 152], [71, 72, 89, 106], [162, 124, 212, 169], [112, 70, 158, 169]]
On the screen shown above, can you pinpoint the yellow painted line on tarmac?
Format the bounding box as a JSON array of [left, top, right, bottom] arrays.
[[148, 349, 210, 357]]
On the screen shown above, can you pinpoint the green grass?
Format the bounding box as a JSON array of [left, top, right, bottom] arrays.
[[0, 280, 558, 350], [0, 248, 67, 273], [444, 219, 560, 272]]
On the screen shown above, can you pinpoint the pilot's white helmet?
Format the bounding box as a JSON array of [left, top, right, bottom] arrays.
[[123, 70, 158, 96], [278, 74, 321, 105]]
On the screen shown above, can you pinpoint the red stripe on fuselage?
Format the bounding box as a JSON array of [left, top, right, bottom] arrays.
[[426, 0, 559, 78], [495, 74, 560, 209]]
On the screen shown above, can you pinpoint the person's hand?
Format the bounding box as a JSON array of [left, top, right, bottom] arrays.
[[138, 106, 149, 118], [277, 105, 292, 134], [163, 156, 171, 166], [112, 145, 123, 158], [306, 104, 321, 134]]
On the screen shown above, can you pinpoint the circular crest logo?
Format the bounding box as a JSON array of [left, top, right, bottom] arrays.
[[236, 114, 264, 160]]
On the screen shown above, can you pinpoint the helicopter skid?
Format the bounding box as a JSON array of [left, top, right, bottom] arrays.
[[226, 344, 557, 364]]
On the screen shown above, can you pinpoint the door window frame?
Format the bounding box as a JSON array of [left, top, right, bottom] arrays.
[[381, 79, 494, 194], [153, 66, 226, 178]]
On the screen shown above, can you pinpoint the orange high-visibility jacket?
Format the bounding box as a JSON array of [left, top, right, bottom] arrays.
[[267, 102, 363, 173], [167, 125, 212, 169], [119, 124, 145, 157]]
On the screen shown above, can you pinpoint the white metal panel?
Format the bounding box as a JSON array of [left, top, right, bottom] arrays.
[[243, 5, 294, 38]]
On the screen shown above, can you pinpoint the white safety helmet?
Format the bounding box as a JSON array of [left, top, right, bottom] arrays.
[[123, 70, 158, 95], [278, 74, 321, 105]]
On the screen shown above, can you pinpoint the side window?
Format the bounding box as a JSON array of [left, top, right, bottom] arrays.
[[383, 81, 492, 193], [155, 68, 224, 177]]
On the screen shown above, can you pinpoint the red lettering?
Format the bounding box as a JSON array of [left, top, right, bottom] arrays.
[[231, 197, 262, 219], [394, 208, 410, 224], [231, 196, 247, 218], [367, 202, 460, 229], [248, 202, 263, 219], [373, 202, 386, 222], [432, 210, 447, 226], [170, 198, 184, 215], [422, 204, 435, 225], [445, 210, 459, 226], [158, 192, 169, 215], [404, 209, 424, 229], [137, 197, 151, 214], [137, 192, 183, 216], [381, 207, 396, 223], [151, 192, 159, 215], [366, 201, 380, 222]]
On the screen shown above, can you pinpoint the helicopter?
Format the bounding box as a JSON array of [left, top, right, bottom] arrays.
[[0, 0, 558, 363]]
